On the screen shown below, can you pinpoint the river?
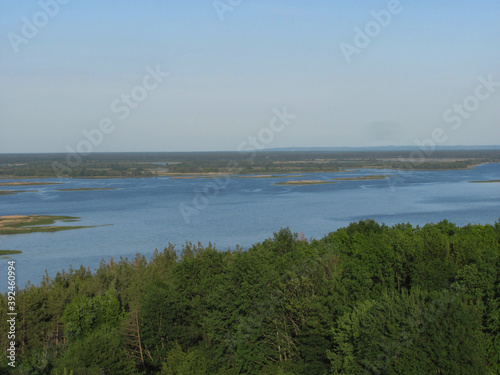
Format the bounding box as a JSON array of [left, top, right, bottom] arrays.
[[1, 163, 499, 290]]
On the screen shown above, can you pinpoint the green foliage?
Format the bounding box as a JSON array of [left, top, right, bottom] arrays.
[[140, 280, 186, 369], [2, 219, 499, 374], [51, 326, 136, 375], [51, 369, 74, 375], [328, 288, 487, 374], [62, 289, 123, 340], [2, 150, 498, 177], [160, 344, 210, 375]]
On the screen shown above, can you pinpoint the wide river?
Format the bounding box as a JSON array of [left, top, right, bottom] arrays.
[[1, 163, 499, 290]]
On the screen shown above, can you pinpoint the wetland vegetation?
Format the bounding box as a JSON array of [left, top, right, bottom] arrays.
[[55, 188, 118, 192], [274, 180, 338, 186], [0, 181, 60, 186], [0, 250, 22, 255], [0, 190, 35, 196], [1, 149, 499, 179], [0, 215, 97, 235], [333, 175, 390, 181]]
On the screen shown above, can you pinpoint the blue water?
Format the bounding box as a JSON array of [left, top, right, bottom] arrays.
[[0, 163, 499, 290]]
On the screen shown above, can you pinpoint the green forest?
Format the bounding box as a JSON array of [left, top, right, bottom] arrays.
[[2, 150, 500, 178], [1, 219, 499, 374]]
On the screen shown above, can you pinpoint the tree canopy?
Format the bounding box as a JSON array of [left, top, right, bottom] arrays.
[[1, 219, 499, 374]]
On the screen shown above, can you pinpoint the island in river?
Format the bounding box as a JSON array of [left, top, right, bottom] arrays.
[[0, 215, 102, 235]]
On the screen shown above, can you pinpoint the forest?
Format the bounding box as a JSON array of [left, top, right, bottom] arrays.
[[1, 149, 500, 178], [1, 219, 499, 374]]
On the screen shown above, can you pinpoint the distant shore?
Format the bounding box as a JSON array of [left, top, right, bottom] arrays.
[[0, 159, 494, 179]]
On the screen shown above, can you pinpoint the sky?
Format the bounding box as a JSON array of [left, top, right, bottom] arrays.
[[0, 0, 499, 153]]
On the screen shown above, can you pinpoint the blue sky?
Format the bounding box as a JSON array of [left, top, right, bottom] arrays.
[[1, 0, 499, 152]]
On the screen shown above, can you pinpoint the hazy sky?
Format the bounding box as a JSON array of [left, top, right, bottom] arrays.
[[1, 0, 499, 153]]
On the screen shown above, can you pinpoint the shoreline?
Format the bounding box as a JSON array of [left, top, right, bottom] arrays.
[[0, 162, 493, 180], [0, 215, 104, 235]]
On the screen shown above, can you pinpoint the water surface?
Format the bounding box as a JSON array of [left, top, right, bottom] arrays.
[[1, 163, 499, 290]]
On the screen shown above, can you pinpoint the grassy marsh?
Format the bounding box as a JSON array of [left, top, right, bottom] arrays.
[[0, 215, 98, 235], [333, 175, 390, 181], [274, 180, 338, 186], [0, 250, 22, 255], [0, 181, 60, 187], [55, 188, 118, 191]]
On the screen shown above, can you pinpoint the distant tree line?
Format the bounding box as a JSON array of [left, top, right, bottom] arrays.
[[1, 151, 499, 177], [1, 219, 499, 374]]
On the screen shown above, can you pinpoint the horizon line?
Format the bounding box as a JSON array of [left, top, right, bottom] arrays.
[[2, 144, 500, 155]]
